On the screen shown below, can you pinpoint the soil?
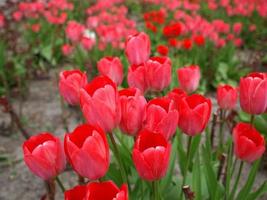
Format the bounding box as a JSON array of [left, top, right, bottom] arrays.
[[0, 69, 267, 200]]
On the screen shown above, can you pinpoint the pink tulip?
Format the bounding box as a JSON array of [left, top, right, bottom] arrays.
[[65, 20, 85, 42], [146, 57, 171, 91], [125, 32, 151, 65], [127, 64, 148, 93], [143, 97, 178, 140], [132, 129, 171, 181], [239, 72, 267, 114], [23, 133, 66, 180], [167, 88, 187, 111], [64, 124, 109, 180], [119, 88, 147, 136], [97, 57, 124, 86], [80, 76, 121, 132], [217, 84, 238, 110], [177, 65, 201, 93], [59, 70, 88, 105], [178, 94, 212, 136]]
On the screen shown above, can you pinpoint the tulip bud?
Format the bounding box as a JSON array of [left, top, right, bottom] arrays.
[[23, 133, 66, 180], [97, 57, 124, 86], [217, 84, 238, 110], [143, 97, 178, 140], [64, 124, 110, 180], [233, 122, 265, 163], [125, 32, 151, 65], [59, 70, 88, 105], [133, 129, 171, 181], [119, 88, 147, 136], [177, 65, 200, 93], [80, 76, 121, 132], [166, 88, 187, 110], [178, 94, 212, 136], [239, 72, 267, 114], [127, 63, 148, 94], [146, 57, 171, 91], [65, 181, 128, 200]]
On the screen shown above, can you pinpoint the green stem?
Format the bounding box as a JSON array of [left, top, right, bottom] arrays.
[[225, 142, 233, 200], [55, 176, 65, 192], [229, 161, 244, 200], [219, 109, 226, 150], [180, 136, 193, 199], [108, 133, 129, 186], [250, 115, 255, 125], [152, 181, 160, 200]]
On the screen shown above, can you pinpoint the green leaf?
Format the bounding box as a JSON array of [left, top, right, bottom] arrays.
[[192, 150, 202, 200], [246, 181, 267, 200], [176, 131, 187, 176], [236, 159, 261, 200]]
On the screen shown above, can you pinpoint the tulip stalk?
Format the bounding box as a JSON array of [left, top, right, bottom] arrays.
[[219, 109, 226, 151], [55, 176, 65, 192], [108, 132, 129, 186], [229, 161, 244, 200], [152, 180, 161, 200], [45, 179, 56, 200]]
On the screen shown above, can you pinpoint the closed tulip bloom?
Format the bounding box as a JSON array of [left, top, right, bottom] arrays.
[[239, 72, 267, 114], [97, 57, 124, 86], [178, 94, 212, 136], [119, 88, 147, 136], [59, 70, 88, 105], [177, 65, 201, 93], [64, 124, 109, 180], [143, 98, 178, 140], [80, 76, 121, 132], [233, 123, 265, 163], [127, 64, 148, 93], [146, 57, 171, 91], [125, 32, 151, 66], [65, 181, 128, 200], [23, 133, 66, 180], [217, 84, 238, 110], [167, 88, 187, 110], [133, 129, 171, 181]]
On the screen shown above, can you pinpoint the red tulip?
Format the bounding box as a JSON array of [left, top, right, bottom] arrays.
[[59, 70, 88, 105], [97, 57, 124, 86], [193, 35, 205, 46], [217, 84, 238, 110], [64, 124, 109, 180], [127, 64, 148, 93], [119, 88, 147, 136], [80, 76, 121, 132], [177, 65, 201, 93], [233, 122, 265, 163], [239, 72, 267, 114], [163, 22, 181, 38], [132, 129, 171, 181], [65, 181, 128, 200], [143, 98, 178, 140], [125, 32, 151, 66], [146, 57, 171, 91], [178, 94, 212, 136], [157, 45, 169, 56], [23, 133, 66, 180], [167, 88, 187, 110], [182, 38, 193, 50]]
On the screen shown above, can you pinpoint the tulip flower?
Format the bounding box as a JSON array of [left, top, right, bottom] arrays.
[[233, 122, 265, 163], [167, 88, 187, 110], [97, 57, 124, 86], [239, 72, 267, 114], [178, 94, 212, 136], [157, 45, 169, 56], [217, 84, 238, 110], [23, 133, 66, 180], [133, 129, 171, 181], [143, 97, 178, 140], [65, 181, 128, 200], [125, 32, 151, 66], [119, 88, 147, 136], [146, 57, 171, 91], [177, 65, 201, 93], [64, 124, 109, 180], [127, 63, 148, 93], [65, 20, 85, 42], [59, 69, 88, 105], [80, 76, 121, 132]]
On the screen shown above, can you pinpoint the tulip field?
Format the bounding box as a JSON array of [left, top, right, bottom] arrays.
[[1, 0, 267, 200]]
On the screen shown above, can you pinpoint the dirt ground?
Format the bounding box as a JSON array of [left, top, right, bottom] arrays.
[[0, 69, 267, 200]]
